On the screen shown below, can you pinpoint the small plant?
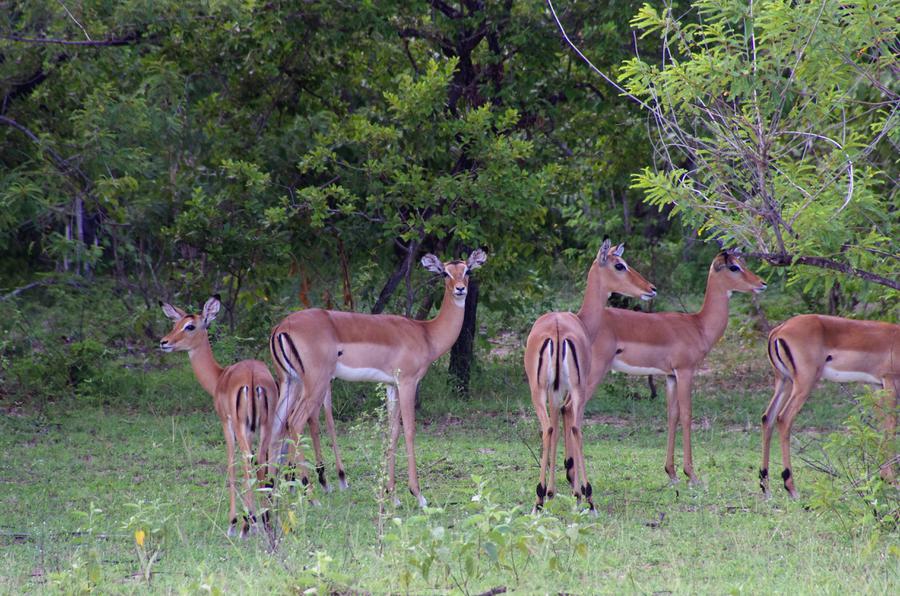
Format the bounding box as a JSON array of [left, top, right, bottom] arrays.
[[807, 388, 899, 538], [385, 476, 594, 594], [47, 549, 104, 596], [261, 434, 313, 553], [120, 499, 172, 584]]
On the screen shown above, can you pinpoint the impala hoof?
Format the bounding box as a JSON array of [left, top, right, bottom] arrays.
[[416, 494, 428, 508], [392, 495, 402, 507]]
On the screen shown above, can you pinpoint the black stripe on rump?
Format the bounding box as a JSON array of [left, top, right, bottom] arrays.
[[537, 338, 552, 385], [565, 338, 581, 385], [553, 323, 561, 392], [250, 387, 257, 433], [779, 339, 796, 374], [235, 386, 243, 417], [280, 333, 306, 375], [270, 332, 286, 374]]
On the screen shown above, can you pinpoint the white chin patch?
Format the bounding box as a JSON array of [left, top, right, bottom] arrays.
[[453, 295, 466, 307]]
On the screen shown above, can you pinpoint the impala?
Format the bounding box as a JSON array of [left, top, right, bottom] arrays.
[[588, 250, 766, 484], [269, 249, 487, 506], [760, 314, 898, 498], [160, 296, 276, 537], [525, 239, 656, 513]]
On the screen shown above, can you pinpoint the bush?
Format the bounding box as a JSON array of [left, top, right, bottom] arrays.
[[807, 388, 899, 538]]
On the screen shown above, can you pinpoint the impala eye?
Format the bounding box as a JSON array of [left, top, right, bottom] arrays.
[[464, 269, 471, 277], [441, 271, 449, 278], [185, 323, 196, 331], [729, 265, 740, 272], [614, 263, 626, 271]]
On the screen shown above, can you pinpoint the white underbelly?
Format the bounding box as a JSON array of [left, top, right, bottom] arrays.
[[821, 366, 880, 384], [611, 359, 668, 376], [334, 363, 395, 383]]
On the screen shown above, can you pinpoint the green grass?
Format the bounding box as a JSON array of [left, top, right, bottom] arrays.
[[1, 340, 897, 594]]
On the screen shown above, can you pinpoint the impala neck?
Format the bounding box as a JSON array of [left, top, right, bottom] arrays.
[[188, 335, 224, 397], [576, 265, 611, 343], [695, 273, 731, 350], [422, 284, 467, 360]]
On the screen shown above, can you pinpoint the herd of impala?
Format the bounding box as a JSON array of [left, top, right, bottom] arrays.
[[159, 243, 898, 537]]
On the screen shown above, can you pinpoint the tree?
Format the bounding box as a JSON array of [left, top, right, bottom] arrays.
[[615, 0, 898, 307]]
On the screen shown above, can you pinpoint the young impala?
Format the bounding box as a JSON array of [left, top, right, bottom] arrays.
[[525, 239, 656, 513], [588, 250, 766, 484], [760, 314, 898, 498], [159, 296, 276, 537], [269, 249, 487, 507]]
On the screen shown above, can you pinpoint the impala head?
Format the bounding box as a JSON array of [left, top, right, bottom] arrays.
[[421, 248, 488, 307], [711, 250, 767, 294], [159, 295, 221, 353], [593, 239, 657, 301]]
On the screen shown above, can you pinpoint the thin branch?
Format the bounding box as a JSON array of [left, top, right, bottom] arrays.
[[58, 1, 92, 40], [746, 251, 899, 291], [0, 33, 139, 46], [545, 0, 651, 111]]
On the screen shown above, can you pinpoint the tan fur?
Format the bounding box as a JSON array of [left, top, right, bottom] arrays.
[[524, 240, 656, 512], [160, 297, 277, 537], [588, 251, 767, 484], [761, 314, 899, 497], [269, 249, 487, 507]]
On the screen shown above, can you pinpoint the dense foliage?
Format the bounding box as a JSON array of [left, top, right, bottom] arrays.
[[1, 1, 896, 379]]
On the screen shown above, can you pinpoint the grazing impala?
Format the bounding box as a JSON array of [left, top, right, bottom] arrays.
[[760, 314, 898, 498], [160, 296, 276, 537], [588, 250, 766, 484], [269, 249, 487, 506], [525, 239, 656, 513]]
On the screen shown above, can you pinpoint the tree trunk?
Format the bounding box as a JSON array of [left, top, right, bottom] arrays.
[[372, 240, 417, 315], [449, 277, 478, 396]]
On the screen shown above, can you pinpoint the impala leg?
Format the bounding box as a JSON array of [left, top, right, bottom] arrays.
[[287, 374, 331, 503], [560, 399, 578, 501], [324, 386, 348, 489], [255, 388, 273, 528], [308, 407, 330, 493], [270, 375, 298, 475], [664, 374, 679, 483], [397, 381, 427, 507], [568, 390, 595, 514], [760, 375, 790, 497], [531, 386, 553, 514], [547, 399, 562, 500], [675, 369, 698, 484], [234, 409, 258, 537], [385, 385, 402, 506], [877, 377, 898, 483], [222, 420, 239, 537], [776, 378, 815, 499]]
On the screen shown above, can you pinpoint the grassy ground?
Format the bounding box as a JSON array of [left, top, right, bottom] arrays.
[[1, 337, 897, 594]]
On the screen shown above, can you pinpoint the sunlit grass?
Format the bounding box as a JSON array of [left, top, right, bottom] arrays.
[[0, 347, 896, 594]]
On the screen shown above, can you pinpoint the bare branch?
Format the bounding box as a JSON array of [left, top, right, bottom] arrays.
[[0, 33, 139, 46], [746, 251, 899, 291]]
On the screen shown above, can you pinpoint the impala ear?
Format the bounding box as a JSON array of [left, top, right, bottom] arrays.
[[613, 243, 625, 257], [421, 253, 445, 274], [597, 238, 612, 265], [714, 250, 730, 271], [160, 301, 186, 322], [466, 248, 487, 270], [201, 296, 221, 328]]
